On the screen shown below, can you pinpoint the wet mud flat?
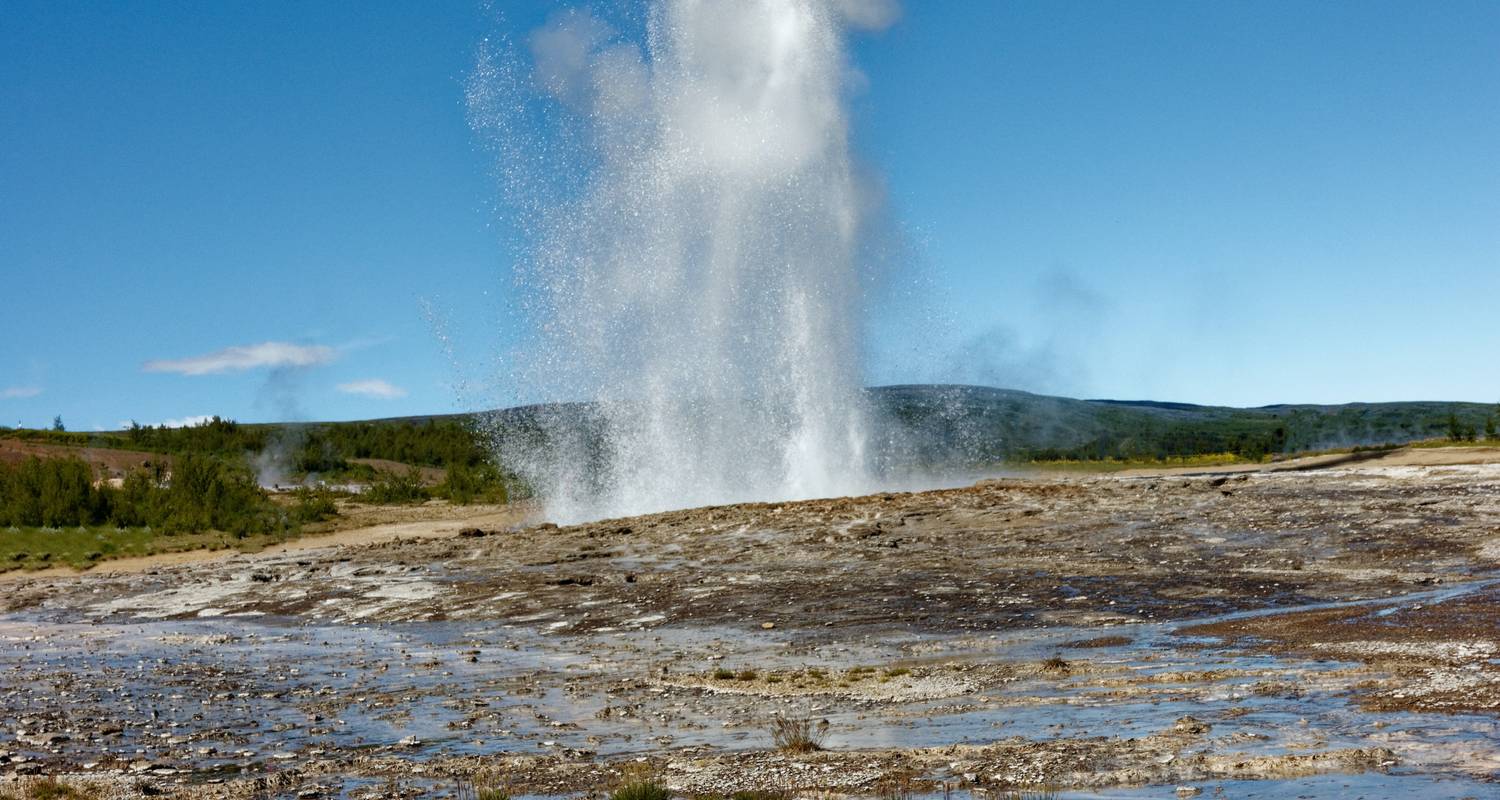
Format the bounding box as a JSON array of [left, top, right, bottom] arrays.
[[3, 464, 1499, 798]]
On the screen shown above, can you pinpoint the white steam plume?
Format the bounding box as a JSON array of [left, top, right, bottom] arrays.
[[471, 0, 899, 522]]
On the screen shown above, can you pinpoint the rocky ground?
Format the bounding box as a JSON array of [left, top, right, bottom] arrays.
[[3, 456, 1499, 799]]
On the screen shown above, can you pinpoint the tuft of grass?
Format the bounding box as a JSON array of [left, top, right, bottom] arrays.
[[454, 769, 510, 800], [735, 669, 758, 681], [712, 667, 736, 680], [1027, 452, 1254, 472], [611, 765, 671, 800], [884, 667, 911, 677], [769, 715, 829, 753], [1040, 655, 1070, 674]]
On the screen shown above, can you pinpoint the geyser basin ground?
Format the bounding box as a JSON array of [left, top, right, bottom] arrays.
[[3, 457, 1500, 799]]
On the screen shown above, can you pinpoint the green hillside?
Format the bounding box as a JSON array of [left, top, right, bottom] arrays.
[[871, 385, 1498, 465], [4, 386, 1495, 476]]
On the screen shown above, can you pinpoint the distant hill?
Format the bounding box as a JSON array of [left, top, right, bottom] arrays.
[[460, 385, 1495, 470], [6, 385, 1495, 471], [867, 385, 1495, 464]]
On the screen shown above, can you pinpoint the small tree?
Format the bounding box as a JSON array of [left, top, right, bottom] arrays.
[[51, 415, 65, 432], [1447, 413, 1462, 442]]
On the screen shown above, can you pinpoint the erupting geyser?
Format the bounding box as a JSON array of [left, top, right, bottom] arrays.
[[470, 0, 899, 522]]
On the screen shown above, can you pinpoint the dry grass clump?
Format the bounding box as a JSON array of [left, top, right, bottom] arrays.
[[1040, 655, 1070, 674], [455, 768, 511, 800], [768, 715, 829, 753], [611, 764, 671, 800]]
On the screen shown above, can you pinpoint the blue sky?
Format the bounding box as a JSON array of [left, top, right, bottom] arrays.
[[3, 1, 1497, 430]]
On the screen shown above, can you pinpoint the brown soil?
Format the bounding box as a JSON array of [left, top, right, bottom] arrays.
[[0, 437, 167, 477], [348, 458, 448, 485]]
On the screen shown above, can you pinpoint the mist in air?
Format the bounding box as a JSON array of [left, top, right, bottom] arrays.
[[469, 0, 904, 522]]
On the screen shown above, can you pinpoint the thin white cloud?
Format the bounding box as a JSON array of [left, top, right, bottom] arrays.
[[1, 386, 43, 399], [337, 379, 407, 400], [143, 342, 336, 375], [158, 414, 216, 429]]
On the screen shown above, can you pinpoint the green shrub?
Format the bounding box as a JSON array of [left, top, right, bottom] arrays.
[[438, 461, 509, 505], [0, 454, 286, 537], [612, 779, 671, 800], [363, 468, 429, 505], [290, 486, 338, 523]]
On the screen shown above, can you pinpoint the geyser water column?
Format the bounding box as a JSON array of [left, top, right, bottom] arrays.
[[471, 0, 899, 522]]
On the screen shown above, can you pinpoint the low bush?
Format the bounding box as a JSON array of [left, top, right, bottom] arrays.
[[437, 461, 510, 505], [363, 468, 430, 505], [290, 486, 338, 523], [0, 454, 286, 536]]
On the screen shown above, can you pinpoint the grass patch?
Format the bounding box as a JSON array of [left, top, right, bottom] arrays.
[[454, 769, 512, 800], [769, 715, 828, 753], [0, 525, 297, 572], [1410, 437, 1500, 449], [611, 765, 671, 800], [712, 667, 736, 680], [1026, 452, 1257, 472]]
